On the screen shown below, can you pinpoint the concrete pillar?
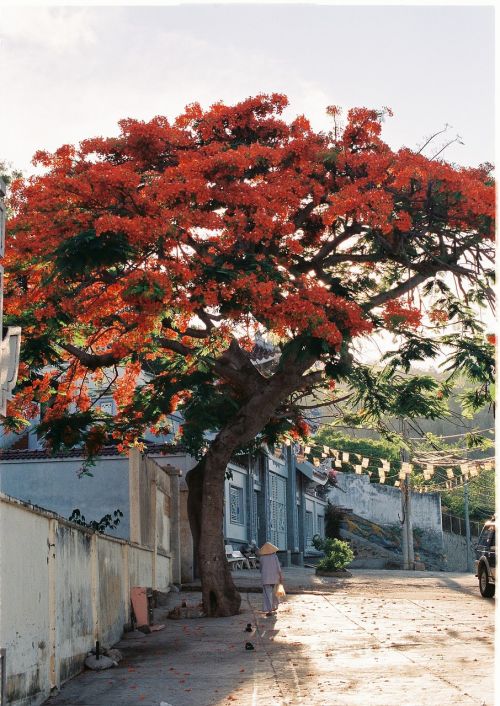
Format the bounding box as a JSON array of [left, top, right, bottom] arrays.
[[151, 478, 157, 591], [286, 446, 298, 552], [90, 532, 99, 642], [121, 543, 130, 628], [165, 467, 181, 584], [179, 478, 194, 582], [47, 518, 58, 689], [277, 549, 291, 567], [129, 448, 141, 545]]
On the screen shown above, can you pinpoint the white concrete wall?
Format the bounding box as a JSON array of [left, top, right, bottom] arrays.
[[0, 500, 52, 705], [327, 472, 442, 531], [0, 493, 173, 706]]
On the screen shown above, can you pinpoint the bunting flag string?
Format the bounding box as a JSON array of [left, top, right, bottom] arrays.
[[290, 438, 494, 491]]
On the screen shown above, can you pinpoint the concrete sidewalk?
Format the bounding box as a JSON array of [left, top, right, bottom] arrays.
[[46, 569, 495, 706]]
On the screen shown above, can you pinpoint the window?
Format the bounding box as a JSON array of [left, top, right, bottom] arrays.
[[478, 528, 495, 548], [229, 485, 244, 525], [317, 514, 325, 538]]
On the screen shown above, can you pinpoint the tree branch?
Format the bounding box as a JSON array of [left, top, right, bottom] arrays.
[[157, 338, 194, 356], [363, 271, 433, 310], [58, 344, 122, 371]]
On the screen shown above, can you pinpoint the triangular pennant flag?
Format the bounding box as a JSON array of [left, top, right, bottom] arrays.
[[446, 468, 454, 479], [362, 457, 369, 468], [355, 465, 362, 474], [426, 464, 434, 474], [313, 457, 320, 467], [460, 464, 469, 475], [304, 446, 311, 455], [335, 459, 342, 468], [394, 480, 400, 487], [323, 445, 330, 455], [399, 469, 406, 480], [342, 452, 350, 463], [321, 452, 327, 458], [401, 462, 413, 473]]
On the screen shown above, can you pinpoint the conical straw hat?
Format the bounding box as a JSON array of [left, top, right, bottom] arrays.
[[259, 542, 279, 555]]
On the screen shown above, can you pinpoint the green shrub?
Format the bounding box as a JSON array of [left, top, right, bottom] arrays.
[[316, 538, 354, 571]]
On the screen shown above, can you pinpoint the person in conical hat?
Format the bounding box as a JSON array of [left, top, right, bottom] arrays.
[[258, 542, 284, 615]]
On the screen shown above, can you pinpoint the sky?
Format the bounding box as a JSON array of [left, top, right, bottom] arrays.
[[0, 4, 495, 175]]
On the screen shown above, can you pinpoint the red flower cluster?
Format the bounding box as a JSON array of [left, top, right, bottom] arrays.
[[383, 300, 422, 331]]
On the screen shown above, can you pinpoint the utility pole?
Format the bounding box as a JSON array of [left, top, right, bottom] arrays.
[[464, 480, 473, 572], [400, 418, 414, 570]]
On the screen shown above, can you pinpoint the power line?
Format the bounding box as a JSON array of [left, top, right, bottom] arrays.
[[408, 427, 495, 440]]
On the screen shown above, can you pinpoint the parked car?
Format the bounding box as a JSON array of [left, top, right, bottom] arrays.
[[474, 516, 495, 598]]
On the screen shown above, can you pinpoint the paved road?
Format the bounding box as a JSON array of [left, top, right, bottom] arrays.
[[46, 569, 495, 706]]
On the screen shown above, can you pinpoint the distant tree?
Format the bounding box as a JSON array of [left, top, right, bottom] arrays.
[[313, 429, 402, 467], [3, 95, 494, 615], [441, 468, 495, 522]]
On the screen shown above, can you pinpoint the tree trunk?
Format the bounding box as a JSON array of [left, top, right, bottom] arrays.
[[185, 345, 319, 617], [188, 443, 241, 617]]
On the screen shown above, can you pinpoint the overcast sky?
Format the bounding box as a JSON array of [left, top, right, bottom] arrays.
[[0, 5, 495, 175]]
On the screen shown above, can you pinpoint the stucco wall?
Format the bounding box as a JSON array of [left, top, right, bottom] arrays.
[[327, 472, 442, 531], [0, 456, 130, 539], [0, 500, 51, 706], [0, 492, 173, 706], [442, 531, 475, 572], [55, 524, 94, 686]]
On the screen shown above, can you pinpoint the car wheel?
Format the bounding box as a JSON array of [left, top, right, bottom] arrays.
[[479, 565, 495, 598]]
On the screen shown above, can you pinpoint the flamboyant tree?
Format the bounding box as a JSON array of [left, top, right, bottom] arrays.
[[3, 95, 494, 615]]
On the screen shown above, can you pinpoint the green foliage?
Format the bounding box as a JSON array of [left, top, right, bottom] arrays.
[[442, 336, 495, 386], [68, 508, 124, 533], [383, 334, 440, 373], [314, 429, 402, 463], [313, 536, 354, 571], [343, 364, 450, 424], [52, 229, 136, 279]]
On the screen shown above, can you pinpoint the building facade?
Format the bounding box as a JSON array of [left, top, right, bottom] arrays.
[[0, 440, 328, 574]]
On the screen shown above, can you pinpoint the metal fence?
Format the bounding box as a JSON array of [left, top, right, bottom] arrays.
[[441, 512, 482, 538]]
